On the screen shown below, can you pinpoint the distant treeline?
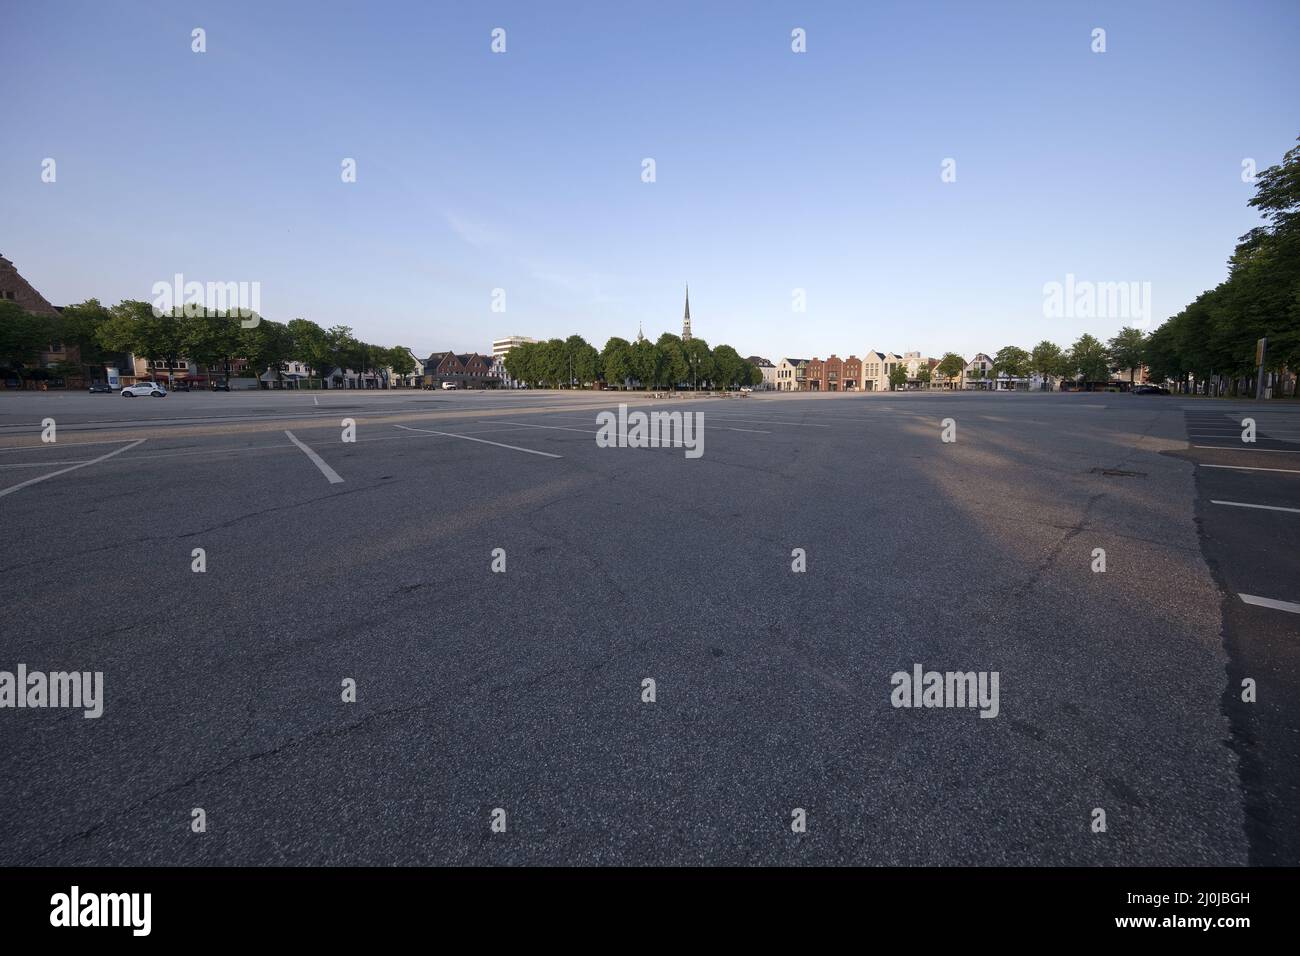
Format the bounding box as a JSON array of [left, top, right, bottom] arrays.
[[0, 300, 419, 384], [1145, 136, 1299, 395], [503, 334, 762, 389]]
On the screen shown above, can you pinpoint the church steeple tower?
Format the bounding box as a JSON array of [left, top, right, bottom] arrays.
[[682, 284, 692, 342]]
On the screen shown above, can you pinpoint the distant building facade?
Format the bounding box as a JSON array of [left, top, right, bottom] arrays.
[[745, 355, 777, 390], [426, 351, 498, 388], [492, 336, 536, 388], [0, 255, 85, 388], [775, 357, 809, 391]]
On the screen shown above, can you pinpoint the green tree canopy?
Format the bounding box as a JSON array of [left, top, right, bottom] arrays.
[[992, 345, 1030, 380], [936, 352, 966, 384], [601, 337, 632, 388], [1107, 327, 1147, 382], [1069, 333, 1110, 385]]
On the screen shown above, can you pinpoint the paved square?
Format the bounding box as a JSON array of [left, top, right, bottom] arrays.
[[1, 389, 1296, 864]]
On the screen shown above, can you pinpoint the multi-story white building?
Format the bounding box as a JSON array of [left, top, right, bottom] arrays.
[[493, 335, 536, 389], [863, 351, 904, 391], [964, 353, 994, 389], [774, 357, 809, 391], [745, 356, 777, 390], [902, 351, 935, 380]]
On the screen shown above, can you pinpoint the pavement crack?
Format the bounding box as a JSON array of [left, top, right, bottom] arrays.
[[16, 699, 439, 865]]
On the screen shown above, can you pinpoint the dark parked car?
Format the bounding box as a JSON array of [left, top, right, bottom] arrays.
[[88, 383, 114, 393], [1133, 384, 1170, 395], [172, 380, 191, 391], [211, 381, 231, 391]]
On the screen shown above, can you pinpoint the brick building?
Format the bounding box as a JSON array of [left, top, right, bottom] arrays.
[[806, 355, 863, 391], [0, 255, 85, 388], [425, 351, 498, 388]]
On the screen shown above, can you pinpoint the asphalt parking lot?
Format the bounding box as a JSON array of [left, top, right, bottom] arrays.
[[0, 389, 1295, 865]]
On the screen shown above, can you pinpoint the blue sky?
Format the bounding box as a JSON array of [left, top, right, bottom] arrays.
[[4, 0, 1298, 360]]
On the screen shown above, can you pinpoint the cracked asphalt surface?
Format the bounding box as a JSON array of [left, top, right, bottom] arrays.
[[0, 388, 1291, 865]]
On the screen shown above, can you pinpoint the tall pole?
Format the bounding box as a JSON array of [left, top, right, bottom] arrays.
[[1255, 337, 1267, 400]]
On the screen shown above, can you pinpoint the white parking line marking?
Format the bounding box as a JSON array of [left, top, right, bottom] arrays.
[[694, 417, 830, 427], [1199, 464, 1300, 475], [1192, 446, 1300, 454], [495, 419, 768, 437], [1240, 593, 1300, 614], [0, 438, 151, 453], [493, 421, 597, 435], [284, 430, 344, 484], [393, 424, 562, 458], [0, 460, 94, 469], [1210, 499, 1300, 514], [0, 439, 145, 500]]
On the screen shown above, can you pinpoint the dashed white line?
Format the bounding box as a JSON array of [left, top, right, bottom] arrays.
[[284, 430, 345, 484], [393, 424, 562, 458], [1239, 593, 1300, 614], [0, 439, 146, 499], [1210, 499, 1300, 514]]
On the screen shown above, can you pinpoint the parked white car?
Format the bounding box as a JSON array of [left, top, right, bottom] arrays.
[[441, 381, 458, 390], [121, 382, 168, 397]]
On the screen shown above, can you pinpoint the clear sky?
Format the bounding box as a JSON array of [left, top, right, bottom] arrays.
[[4, 0, 1298, 361]]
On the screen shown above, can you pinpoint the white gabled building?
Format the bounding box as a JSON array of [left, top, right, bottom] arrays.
[[745, 356, 777, 390], [863, 351, 904, 391], [963, 353, 994, 389], [774, 357, 810, 391], [385, 348, 425, 388]]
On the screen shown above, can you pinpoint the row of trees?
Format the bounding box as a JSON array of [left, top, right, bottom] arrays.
[[503, 333, 762, 390], [0, 298, 419, 386], [1143, 136, 1299, 395], [927, 330, 1147, 390], [0, 299, 107, 383]]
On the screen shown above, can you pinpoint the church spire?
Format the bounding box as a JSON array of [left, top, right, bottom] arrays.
[[682, 283, 692, 341]]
